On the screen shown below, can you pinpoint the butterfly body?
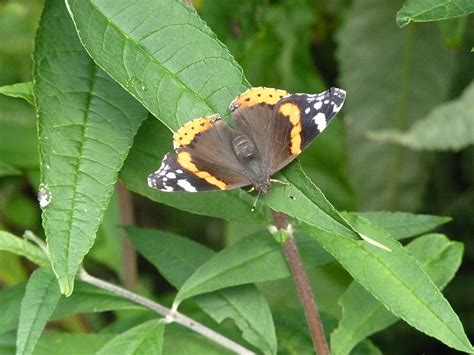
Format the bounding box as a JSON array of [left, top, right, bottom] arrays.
[[148, 87, 346, 193]]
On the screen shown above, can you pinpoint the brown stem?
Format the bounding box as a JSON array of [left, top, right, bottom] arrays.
[[117, 182, 137, 289], [272, 212, 330, 355]]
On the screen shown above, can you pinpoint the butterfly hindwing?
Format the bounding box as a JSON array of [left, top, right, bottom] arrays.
[[148, 153, 217, 192]]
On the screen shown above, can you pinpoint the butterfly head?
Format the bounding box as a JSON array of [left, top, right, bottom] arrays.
[[254, 180, 270, 194]]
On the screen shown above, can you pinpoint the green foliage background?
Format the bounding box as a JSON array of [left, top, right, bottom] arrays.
[[0, 0, 473, 354]]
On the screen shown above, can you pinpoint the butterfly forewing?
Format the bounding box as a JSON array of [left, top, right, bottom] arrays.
[[269, 87, 346, 173]]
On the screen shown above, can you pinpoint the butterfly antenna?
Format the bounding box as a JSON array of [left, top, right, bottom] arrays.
[[251, 190, 262, 212]]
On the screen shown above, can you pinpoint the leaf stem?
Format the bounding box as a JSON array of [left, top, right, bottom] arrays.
[[272, 212, 329, 355], [77, 269, 254, 355]]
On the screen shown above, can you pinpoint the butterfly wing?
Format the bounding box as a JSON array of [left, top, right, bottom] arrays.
[[229, 87, 290, 175], [148, 115, 251, 192], [269, 87, 346, 173], [230, 87, 345, 175]]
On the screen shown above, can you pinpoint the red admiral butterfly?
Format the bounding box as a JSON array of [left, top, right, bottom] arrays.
[[148, 87, 346, 193]]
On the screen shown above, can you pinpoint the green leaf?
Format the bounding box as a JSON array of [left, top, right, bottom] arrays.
[[331, 234, 464, 355], [175, 229, 331, 302], [127, 227, 277, 355], [163, 324, 232, 355], [301, 220, 473, 352], [0, 231, 48, 266], [0, 161, 21, 177], [16, 267, 62, 355], [34, 0, 147, 295], [263, 162, 358, 239], [369, 81, 474, 151], [65, 0, 249, 129], [397, 0, 474, 27], [0, 281, 142, 334], [97, 320, 164, 355], [34, 333, 112, 355], [348, 211, 451, 240], [337, 0, 454, 210], [121, 117, 268, 224], [272, 307, 314, 354], [0, 82, 34, 106]]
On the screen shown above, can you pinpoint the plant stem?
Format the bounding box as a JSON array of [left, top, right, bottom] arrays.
[[117, 182, 137, 289], [78, 269, 254, 355], [272, 212, 329, 355]]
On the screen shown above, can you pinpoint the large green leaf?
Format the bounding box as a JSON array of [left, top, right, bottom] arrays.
[[127, 227, 276, 355], [369, 81, 474, 151], [331, 234, 464, 355], [337, 0, 454, 210], [301, 220, 473, 352], [34, 0, 147, 295], [175, 229, 331, 302], [0, 231, 48, 266], [16, 267, 62, 355], [97, 320, 164, 355], [66, 0, 249, 129], [397, 0, 474, 27], [351, 211, 451, 240]]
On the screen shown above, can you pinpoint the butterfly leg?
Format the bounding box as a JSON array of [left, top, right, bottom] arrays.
[[270, 178, 289, 186]]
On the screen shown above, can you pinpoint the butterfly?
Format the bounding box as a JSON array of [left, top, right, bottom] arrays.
[[148, 87, 345, 194]]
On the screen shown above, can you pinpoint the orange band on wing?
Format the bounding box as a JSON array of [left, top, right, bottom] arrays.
[[173, 115, 220, 148], [230, 87, 288, 110], [177, 151, 228, 190], [279, 103, 302, 155]]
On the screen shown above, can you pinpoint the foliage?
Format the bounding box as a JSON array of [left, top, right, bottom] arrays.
[[0, 0, 473, 354]]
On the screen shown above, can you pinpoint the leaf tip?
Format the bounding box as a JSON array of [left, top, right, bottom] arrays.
[[395, 10, 411, 28], [58, 276, 75, 297]]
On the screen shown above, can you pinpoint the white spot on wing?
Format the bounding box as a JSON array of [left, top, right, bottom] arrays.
[[313, 101, 322, 110], [313, 112, 327, 132], [166, 172, 176, 179], [333, 102, 343, 112], [177, 179, 197, 192], [305, 107, 310, 114]]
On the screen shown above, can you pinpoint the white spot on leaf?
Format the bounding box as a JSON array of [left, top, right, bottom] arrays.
[[38, 184, 52, 209]]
